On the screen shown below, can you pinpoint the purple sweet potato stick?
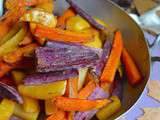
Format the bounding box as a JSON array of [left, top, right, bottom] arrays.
[[36, 41, 102, 72], [10, 116, 22, 120], [0, 82, 23, 104], [24, 69, 78, 85], [74, 87, 109, 120]]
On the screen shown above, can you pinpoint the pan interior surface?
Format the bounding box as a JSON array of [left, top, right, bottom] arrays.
[[55, 0, 150, 119]]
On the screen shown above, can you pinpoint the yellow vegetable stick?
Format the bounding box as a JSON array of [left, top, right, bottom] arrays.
[[0, 99, 15, 120], [18, 81, 67, 100], [22, 96, 39, 113], [45, 99, 57, 115], [14, 103, 39, 120], [0, 28, 26, 57], [96, 96, 121, 120], [11, 70, 40, 113], [11, 70, 26, 86]]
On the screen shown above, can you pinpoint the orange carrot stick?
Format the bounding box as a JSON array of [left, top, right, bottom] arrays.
[[122, 48, 142, 85], [68, 77, 78, 98], [46, 110, 67, 120], [100, 31, 123, 83], [57, 8, 76, 29], [78, 81, 96, 99], [54, 96, 111, 111], [0, 1, 25, 39], [3, 43, 38, 64], [34, 26, 93, 43], [0, 61, 12, 78], [19, 31, 33, 46]]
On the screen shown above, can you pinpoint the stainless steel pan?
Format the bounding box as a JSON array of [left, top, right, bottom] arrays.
[[54, 0, 150, 119]]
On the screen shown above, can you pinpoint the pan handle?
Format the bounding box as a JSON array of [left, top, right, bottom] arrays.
[[147, 34, 160, 62]]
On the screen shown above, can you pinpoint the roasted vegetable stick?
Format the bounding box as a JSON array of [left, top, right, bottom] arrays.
[[19, 31, 33, 46], [11, 70, 40, 114], [34, 26, 93, 43], [45, 99, 57, 115], [57, 8, 76, 29], [0, 23, 21, 46], [78, 68, 88, 90], [0, 99, 15, 120], [14, 103, 39, 120], [96, 96, 121, 120], [78, 80, 97, 99], [11, 71, 26, 86], [0, 28, 26, 57], [54, 97, 111, 111], [100, 31, 123, 83], [122, 48, 142, 85], [18, 81, 67, 100], [47, 110, 67, 120], [3, 43, 38, 64], [68, 77, 78, 98], [22, 96, 39, 113]]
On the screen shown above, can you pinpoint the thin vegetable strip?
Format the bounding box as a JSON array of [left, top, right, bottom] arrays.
[[34, 26, 93, 43], [100, 31, 123, 83]]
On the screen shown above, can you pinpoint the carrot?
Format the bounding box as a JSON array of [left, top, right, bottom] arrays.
[[78, 81, 96, 99], [3, 43, 38, 64], [0, 18, 18, 39], [100, 31, 123, 83], [0, 1, 25, 39], [54, 96, 111, 111], [0, 61, 12, 78], [122, 48, 142, 85], [34, 26, 93, 43], [19, 32, 33, 46], [68, 77, 78, 98], [57, 8, 76, 29], [46, 110, 67, 120]]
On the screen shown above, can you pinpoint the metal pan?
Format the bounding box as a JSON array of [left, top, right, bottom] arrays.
[[54, 0, 150, 119]]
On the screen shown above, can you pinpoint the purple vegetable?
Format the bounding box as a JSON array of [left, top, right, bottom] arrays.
[[36, 41, 102, 72], [74, 87, 109, 120], [66, 0, 107, 30], [93, 34, 113, 77], [10, 116, 22, 120], [24, 69, 78, 85], [112, 72, 123, 101], [0, 82, 23, 104]]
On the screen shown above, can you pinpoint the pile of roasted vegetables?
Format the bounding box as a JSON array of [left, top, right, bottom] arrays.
[[0, 0, 142, 120]]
